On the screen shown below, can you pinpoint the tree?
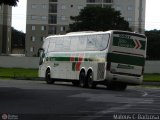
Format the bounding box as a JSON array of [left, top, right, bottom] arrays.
[[0, 0, 19, 6], [69, 6, 131, 32], [11, 27, 25, 49], [145, 30, 160, 60]]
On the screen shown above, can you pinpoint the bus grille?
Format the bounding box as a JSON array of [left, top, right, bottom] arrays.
[[97, 63, 105, 80]]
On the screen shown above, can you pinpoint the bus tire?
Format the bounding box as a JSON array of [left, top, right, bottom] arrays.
[[45, 69, 54, 84], [79, 71, 86, 88], [72, 81, 79, 86], [87, 72, 96, 89], [106, 83, 115, 90], [117, 83, 127, 91]]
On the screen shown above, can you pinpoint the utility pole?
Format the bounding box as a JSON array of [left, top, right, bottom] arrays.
[[139, 0, 142, 33]]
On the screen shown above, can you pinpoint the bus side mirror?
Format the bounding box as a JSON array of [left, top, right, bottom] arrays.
[[39, 48, 45, 65]]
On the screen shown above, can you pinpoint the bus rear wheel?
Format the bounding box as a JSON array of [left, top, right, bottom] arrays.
[[87, 72, 96, 89], [45, 69, 54, 84], [79, 71, 87, 88]]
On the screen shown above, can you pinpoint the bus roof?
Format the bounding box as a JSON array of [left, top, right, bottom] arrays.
[[45, 30, 146, 40]]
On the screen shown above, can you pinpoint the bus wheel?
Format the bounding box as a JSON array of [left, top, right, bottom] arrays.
[[87, 72, 96, 89], [45, 69, 54, 84], [106, 83, 115, 90], [79, 71, 86, 88], [72, 81, 79, 86], [117, 83, 127, 91]]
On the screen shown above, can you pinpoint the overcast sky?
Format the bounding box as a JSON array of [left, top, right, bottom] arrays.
[[12, 0, 160, 33]]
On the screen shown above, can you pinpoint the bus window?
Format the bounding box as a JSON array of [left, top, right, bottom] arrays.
[[96, 34, 109, 50], [86, 35, 97, 51], [48, 42, 56, 52], [63, 37, 71, 51], [70, 36, 79, 51], [54, 37, 64, 51]]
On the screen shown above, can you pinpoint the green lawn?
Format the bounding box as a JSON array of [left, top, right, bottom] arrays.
[[143, 74, 160, 82], [0, 68, 38, 79], [0, 68, 160, 82]]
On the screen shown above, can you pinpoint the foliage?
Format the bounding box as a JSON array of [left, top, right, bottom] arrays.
[[69, 6, 131, 32], [0, 0, 19, 6], [11, 27, 25, 49], [143, 74, 160, 82], [0, 68, 38, 79], [145, 30, 160, 60]]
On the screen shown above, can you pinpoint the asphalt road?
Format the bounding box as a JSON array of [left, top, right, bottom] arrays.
[[0, 79, 160, 120]]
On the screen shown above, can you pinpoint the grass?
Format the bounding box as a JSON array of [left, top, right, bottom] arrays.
[[0, 68, 38, 79], [0, 68, 160, 82], [143, 74, 160, 82]]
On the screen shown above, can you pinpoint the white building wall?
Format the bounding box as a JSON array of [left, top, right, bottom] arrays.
[[57, 0, 86, 25], [26, 0, 49, 25]]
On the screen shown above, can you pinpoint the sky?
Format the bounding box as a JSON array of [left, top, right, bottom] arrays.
[[12, 0, 160, 33]]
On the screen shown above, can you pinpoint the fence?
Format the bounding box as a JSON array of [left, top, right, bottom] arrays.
[[0, 56, 160, 73]]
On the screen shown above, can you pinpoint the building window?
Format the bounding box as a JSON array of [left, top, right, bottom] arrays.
[[8, 18, 11, 23], [8, 27, 11, 32], [41, 16, 47, 21], [31, 15, 37, 20], [41, 26, 46, 31], [78, 5, 83, 10], [61, 5, 66, 9], [127, 5, 133, 11], [49, 4, 57, 13], [104, 0, 113, 3], [31, 4, 37, 9], [60, 26, 65, 32], [30, 47, 34, 52], [61, 16, 66, 21], [87, 0, 95, 3], [49, 15, 57, 24], [115, 5, 121, 11], [42, 4, 47, 9], [49, 0, 57, 2], [8, 37, 10, 42], [127, 17, 132, 22], [31, 36, 35, 42], [31, 26, 36, 30], [48, 26, 56, 34]]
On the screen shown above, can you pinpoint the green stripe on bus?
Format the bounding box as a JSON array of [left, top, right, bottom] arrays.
[[47, 57, 70, 61], [108, 53, 145, 66], [47, 57, 102, 62]]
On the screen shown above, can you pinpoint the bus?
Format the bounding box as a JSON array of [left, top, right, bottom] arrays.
[[39, 30, 147, 90]]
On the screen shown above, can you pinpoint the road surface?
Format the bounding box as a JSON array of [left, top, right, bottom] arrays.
[[0, 79, 160, 120]]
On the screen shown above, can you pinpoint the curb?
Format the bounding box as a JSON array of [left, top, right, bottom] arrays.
[[143, 82, 160, 86], [1, 77, 160, 86]]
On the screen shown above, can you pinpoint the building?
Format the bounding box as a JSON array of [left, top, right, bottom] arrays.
[[26, 0, 146, 56], [0, 4, 12, 55]]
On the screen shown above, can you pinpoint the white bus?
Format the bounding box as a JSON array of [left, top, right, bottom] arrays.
[[39, 30, 147, 90]]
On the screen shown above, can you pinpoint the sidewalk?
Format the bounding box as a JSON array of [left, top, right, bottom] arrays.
[[143, 81, 160, 86]]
